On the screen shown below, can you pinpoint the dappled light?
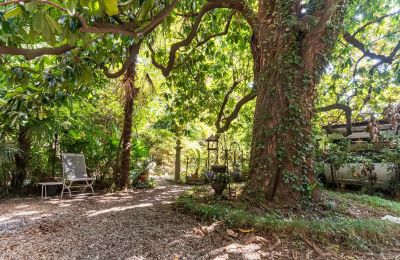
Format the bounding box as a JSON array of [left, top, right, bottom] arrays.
[[87, 203, 154, 217], [1, 0, 400, 258]]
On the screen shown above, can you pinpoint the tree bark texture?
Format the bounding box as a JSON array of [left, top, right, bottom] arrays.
[[11, 126, 31, 190], [244, 1, 347, 203], [119, 43, 141, 189]]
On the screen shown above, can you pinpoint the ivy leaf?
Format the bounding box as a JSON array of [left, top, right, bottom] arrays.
[[103, 0, 119, 16], [3, 6, 22, 20]]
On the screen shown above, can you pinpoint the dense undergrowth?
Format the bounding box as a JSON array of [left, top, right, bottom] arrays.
[[176, 187, 400, 250]]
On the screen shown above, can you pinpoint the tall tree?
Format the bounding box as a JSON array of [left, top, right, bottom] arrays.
[[150, 0, 399, 203], [150, 0, 349, 202], [0, 0, 179, 189]]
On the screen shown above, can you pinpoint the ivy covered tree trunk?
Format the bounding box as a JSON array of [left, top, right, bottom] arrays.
[[244, 0, 346, 202], [119, 43, 141, 190], [11, 126, 31, 190]]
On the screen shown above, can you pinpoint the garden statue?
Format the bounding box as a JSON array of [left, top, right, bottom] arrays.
[[368, 117, 380, 143], [384, 104, 400, 130]]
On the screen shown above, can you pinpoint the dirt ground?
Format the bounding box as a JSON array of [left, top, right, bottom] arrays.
[[1, 177, 400, 260]]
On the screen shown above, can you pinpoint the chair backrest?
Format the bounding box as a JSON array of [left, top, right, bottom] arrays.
[[62, 153, 88, 180]]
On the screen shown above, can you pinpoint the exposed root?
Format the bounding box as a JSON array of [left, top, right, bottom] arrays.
[[243, 235, 268, 245], [292, 250, 299, 260], [302, 237, 327, 257], [305, 249, 313, 259], [267, 233, 281, 251], [215, 228, 236, 243]]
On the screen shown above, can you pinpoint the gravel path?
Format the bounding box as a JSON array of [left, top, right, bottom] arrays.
[[2, 178, 399, 260], [0, 178, 271, 260]]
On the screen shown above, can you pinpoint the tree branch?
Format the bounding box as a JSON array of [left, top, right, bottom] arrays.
[[311, 0, 341, 35], [216, 91, 256, 134], [317, 103, 352, 136], [207, 0, 256, 28], [1, 0, 179, 38], [196, 12, 234, 47], [135, 0, 180, 37], [215, 81, 240, 131], [102, 41, 143, 78], [0, 44, 74, 60], [344, 32, 400, 72], [352, 10, 400, 37], [150, 1, 254, 77]]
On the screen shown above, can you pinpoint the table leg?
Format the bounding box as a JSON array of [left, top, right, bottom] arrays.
[[41, 185, 44, 200], [44, 185, 47, 199]]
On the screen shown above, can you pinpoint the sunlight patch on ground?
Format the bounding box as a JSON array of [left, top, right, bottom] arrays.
[[15, 204, 30, 209], [87, 203, 154, 217], [0, 216, 12, 223], [13, 210, 41, 216], [208, 242, 264, 260]]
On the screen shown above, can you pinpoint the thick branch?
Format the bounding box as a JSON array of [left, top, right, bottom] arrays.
[[150, 0, 255, 77], [311, 0, 340, 35], [102, 42, 143, 78], [215, 81, 240, 131], [1, 0, 178, 38], [216, 91, 256, 134], [207, 0, 256, 28], [0, 44, 74, 60], [135, 0, 180, 37], [344, 32, 400, 71], [317, 103, 352, 136]]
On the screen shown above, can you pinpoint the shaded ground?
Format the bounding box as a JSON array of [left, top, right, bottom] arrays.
[[1, 177, 400, 259]]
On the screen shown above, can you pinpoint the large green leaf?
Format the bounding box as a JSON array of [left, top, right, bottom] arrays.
[[103, 0, 119, 16], [3, 6, 22, 20], [79, 0, 91, 8], [32, 11, 45, 33], [138, 0, 154, 20], [45, 13, 62, 34]]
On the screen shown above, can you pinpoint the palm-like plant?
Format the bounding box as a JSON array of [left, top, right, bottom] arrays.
[[0, 141, 20, 195]]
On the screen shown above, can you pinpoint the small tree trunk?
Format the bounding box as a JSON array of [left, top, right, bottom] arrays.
[[11, 126, 31, 190], [174, 138, 182, 182], [119, 43, 142, 190]]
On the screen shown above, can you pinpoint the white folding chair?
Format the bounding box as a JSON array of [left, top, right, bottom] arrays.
[[61, 153, 95, 198]]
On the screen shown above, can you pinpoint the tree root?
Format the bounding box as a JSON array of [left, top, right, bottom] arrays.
[[306, 249, 313, 259], [243, 235, 268, 245], [267, 233, 281, 251], [302, 237, 327, 257]]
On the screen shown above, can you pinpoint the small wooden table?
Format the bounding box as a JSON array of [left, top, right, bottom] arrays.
[[39, 182, 63, 199]]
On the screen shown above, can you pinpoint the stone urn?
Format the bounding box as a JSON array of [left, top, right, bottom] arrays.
[[210, 165, 228, 196]]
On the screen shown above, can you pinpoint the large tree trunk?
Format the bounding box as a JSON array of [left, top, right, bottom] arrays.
[[11, 126, 31, 190], [119, 43, 141, 190], [244, 1, 346, 203]]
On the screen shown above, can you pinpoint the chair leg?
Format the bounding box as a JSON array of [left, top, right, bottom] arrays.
[[68, 181, 72, 198], [61, 184, 64, 199], [90, 184, 94, 196], [84, 180, 95, 196]]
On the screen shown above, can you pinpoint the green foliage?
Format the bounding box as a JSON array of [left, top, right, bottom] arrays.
[[177, 191, 400, 249], [0, 142, 20, 196], [332, 191, 400, 215]]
